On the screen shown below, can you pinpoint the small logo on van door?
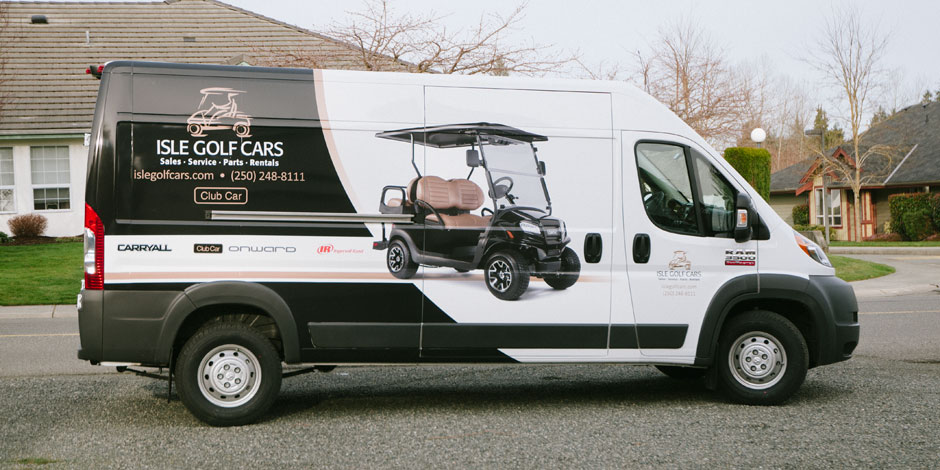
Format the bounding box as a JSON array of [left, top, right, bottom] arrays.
[[657, 250, 701, 282], [725, 249, 756, 266], [187, 88, 252, 138], [668, 250, 691, 271], [194, 244, 223, 254]]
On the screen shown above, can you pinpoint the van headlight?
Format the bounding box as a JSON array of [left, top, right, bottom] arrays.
[[519, 221, 541, 236], [794, 231, 831, 267]]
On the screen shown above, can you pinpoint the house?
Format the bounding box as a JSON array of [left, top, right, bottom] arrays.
[[0, 0, 405, 236], [770, 101, 940, 240]]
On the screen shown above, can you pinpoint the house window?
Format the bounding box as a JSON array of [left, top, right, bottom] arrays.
[[30, 146, 71, 210], [0, 148, 14, 213], [814, 188, 842, 226]]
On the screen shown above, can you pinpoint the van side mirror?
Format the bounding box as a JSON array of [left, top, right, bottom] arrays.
[[538, 161, 546, 175], [735, 193, 753, 243], [466, 149, 481, 167]]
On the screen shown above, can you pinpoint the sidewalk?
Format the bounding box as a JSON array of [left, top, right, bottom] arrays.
[[0, 304, 77, 319], [831, 246, 940, 256], [845, 254, 940, 298]]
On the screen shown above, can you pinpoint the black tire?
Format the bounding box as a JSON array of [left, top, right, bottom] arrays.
[[543, 247, 581, 290], [387, 239, 418, 279], [176, 322, 282, 426], [187, 123, 204, 137], [655, 365, 707, 380], [484, 250, 530, 300], [716, 310, 808, 405]]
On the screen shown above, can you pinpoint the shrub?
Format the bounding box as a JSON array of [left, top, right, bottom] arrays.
[[863, 232, 903, 242], [889, 193, 940, 240], [792, 204, 809, 225], [0, 231, 8, 243], [723, 147, 771, 201], [7, 213, 48, 238], [901, 209, 933, 241], [792, 224, 839, 241]]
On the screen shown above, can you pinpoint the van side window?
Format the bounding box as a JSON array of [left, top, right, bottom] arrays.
[[692, 150, 737, 237], [635, 143, 699, 235]]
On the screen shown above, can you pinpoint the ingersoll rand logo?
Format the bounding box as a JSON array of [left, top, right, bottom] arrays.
[[317, 244, 335, 254]]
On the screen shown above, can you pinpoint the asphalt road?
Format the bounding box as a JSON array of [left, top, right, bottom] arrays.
[[1, 293, 939, 468]]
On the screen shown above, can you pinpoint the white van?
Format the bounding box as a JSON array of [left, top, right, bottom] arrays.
[[77, 61, 858, 426]]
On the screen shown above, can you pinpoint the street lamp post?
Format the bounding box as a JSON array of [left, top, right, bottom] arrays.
[[804, 128, 830, 246]]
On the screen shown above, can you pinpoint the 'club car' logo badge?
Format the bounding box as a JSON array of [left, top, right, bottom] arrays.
[[187, 87, 252, 138]]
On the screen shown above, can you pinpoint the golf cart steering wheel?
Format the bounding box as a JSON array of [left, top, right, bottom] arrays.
[[490, 176, 514, 200]]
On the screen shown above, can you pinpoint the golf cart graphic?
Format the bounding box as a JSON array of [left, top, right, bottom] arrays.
[[372, 123, 580, 301], [668, 250, 691, 270], [187, 87, 252, 138]]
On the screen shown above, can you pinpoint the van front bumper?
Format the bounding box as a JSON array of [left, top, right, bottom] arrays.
[[810, 275, 860, 366]]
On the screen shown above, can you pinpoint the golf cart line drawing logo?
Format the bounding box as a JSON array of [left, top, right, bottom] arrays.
[[187, 87, 252, 138], [668, 250, 691, 270]]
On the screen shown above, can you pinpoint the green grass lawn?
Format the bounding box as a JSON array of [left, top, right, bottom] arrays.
[[0, 241, 82, 305], [831, 241, 940, 247], [830, 255, 896, 282]]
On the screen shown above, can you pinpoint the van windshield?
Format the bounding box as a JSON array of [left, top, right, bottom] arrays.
[[480, 136, 549, 212]]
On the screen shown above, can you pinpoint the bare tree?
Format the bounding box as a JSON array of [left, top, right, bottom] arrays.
[[311, 0, 570, 75], [805, 6, 892, 240], [631, 18, 750, 149]]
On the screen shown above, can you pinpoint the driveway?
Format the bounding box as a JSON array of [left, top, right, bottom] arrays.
[[845, 254, 940, 298]]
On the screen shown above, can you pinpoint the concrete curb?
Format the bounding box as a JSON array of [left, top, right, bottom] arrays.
[[831, 246, 940, 255], [0, 304, 77, 319]]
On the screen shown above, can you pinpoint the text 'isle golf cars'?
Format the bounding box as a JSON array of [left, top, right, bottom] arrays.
[[372, 123, 580, 300]]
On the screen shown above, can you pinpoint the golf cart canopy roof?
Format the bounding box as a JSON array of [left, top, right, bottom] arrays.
[[376, 123, 547, 148]]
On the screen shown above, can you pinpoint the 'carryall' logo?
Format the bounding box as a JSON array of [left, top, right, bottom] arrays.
[[118, 244, 172, 252]]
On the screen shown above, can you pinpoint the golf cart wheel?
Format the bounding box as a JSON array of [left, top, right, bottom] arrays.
[[543, 247, 581, 290], [187, 123, 204, 137], [233, 123, 251, 138], [176, 321, 282, 426], [484, 250, 530, 301], [387, 239, 417, 279], [655, 365, 706, 380], [716, 310, 807, 405]]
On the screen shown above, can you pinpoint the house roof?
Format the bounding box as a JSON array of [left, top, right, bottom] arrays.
[[0, 0, 407, 137], [770, 100, 940, 193], [770, 158, 815, 193]]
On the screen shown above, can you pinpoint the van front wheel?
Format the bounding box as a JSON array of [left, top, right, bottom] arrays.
[[716, 310, 807, 405], [176, 322, 282, 426]]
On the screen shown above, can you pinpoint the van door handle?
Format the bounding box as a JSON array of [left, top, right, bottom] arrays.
[[584, 233, 602, 264], [633, 233, 650, 264]]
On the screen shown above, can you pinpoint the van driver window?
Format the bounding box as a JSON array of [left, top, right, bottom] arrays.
[[692, 150, 738, 237], [635, 143, 699, 235]]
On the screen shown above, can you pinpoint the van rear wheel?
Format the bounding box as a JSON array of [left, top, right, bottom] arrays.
[[176, 322, 282, 426], [543, 247, 580, 290], [484, 250, 530, 300], [716, 310, 807, 405]]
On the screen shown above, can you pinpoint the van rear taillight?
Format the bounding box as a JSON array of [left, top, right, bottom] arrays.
[[84, 203, 104, 290]]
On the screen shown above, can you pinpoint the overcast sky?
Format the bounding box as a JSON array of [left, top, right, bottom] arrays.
[[220, 0, 940, 124]]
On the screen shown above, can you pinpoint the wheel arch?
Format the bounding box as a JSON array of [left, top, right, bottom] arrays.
[[156, 281, 300, 364], [695, 274, 832, 369]]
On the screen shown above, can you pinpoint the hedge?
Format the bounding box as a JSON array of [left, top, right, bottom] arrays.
[[888, 193, 940, 240], [792, 204, 809, 225], [724, 147, 771, 201]]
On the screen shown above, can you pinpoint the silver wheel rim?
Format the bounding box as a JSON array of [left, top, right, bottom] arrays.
[[728, 331, 787, 390], [488, 259, 512, 292], [388, 245, 404, 272], [198, 344, 261, 408]]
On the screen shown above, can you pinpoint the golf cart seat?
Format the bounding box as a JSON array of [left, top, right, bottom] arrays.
[[413, 176, 491, 229]]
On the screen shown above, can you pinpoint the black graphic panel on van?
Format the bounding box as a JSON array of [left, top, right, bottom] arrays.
[[117, 122, 359, 222]]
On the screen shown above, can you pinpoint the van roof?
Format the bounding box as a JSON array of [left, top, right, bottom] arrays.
[[376, 123, 548, 148]]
